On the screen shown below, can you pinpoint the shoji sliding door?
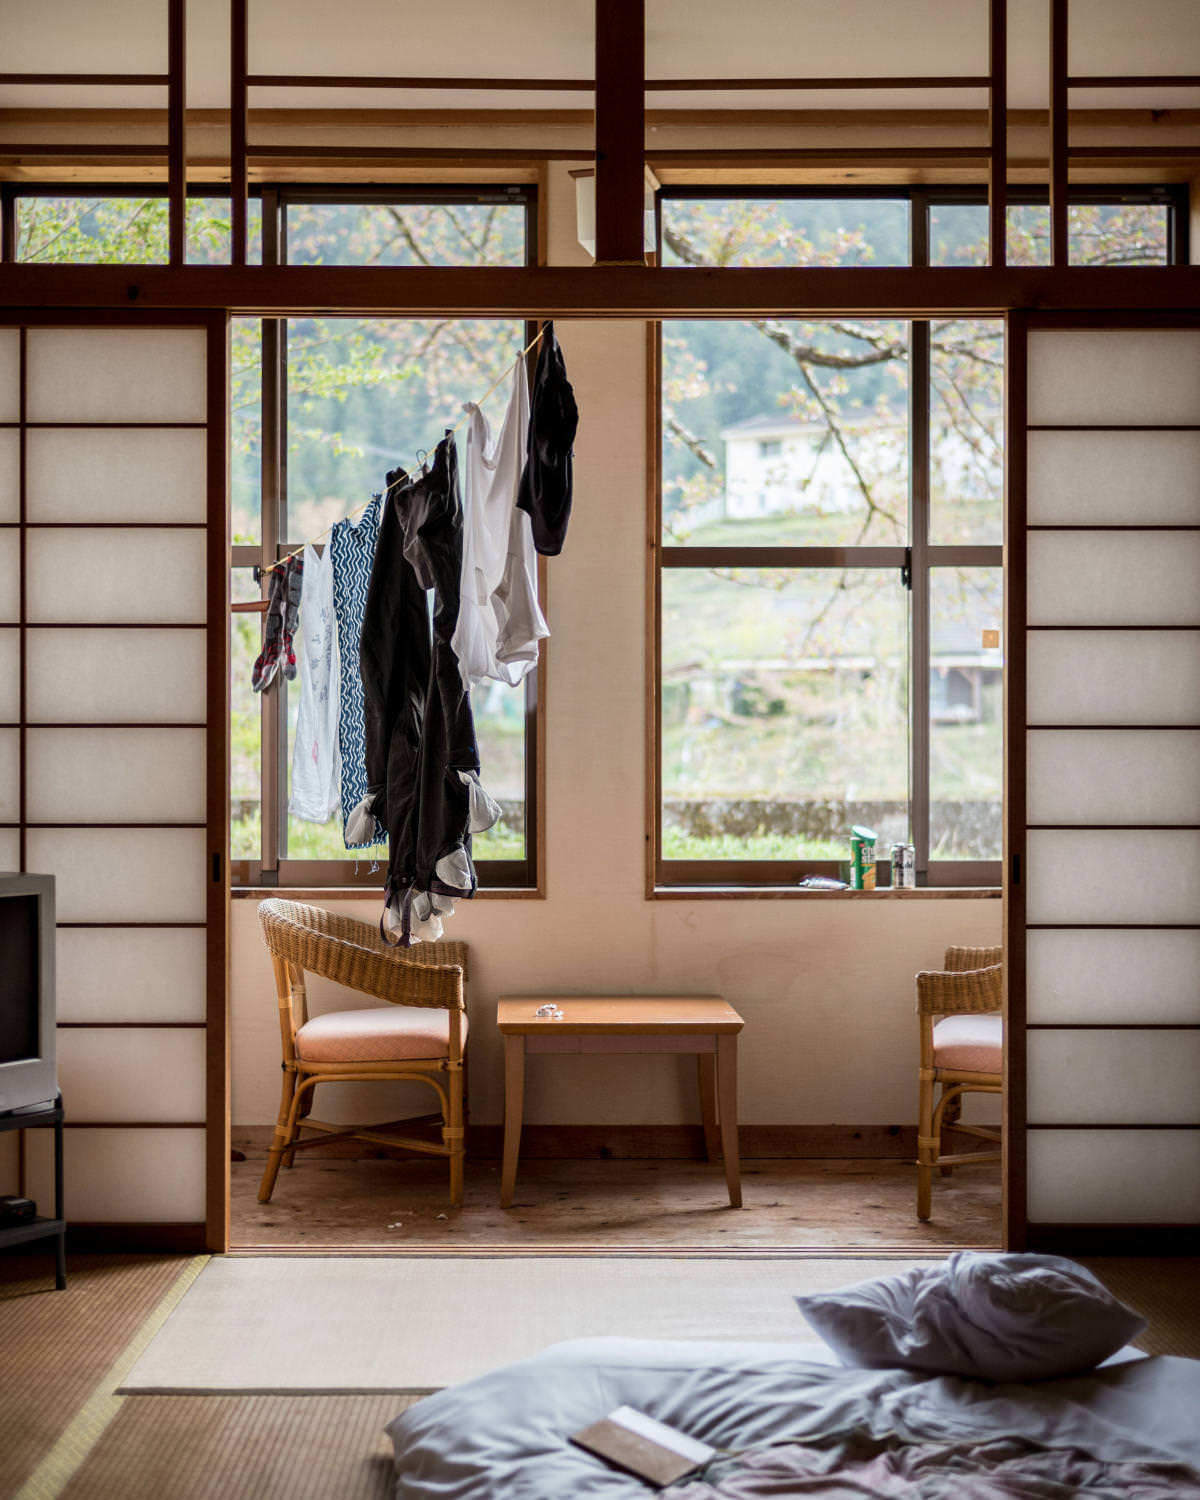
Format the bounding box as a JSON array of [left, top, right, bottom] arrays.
[[0, 314, 229, 1251], [1007, 312, 1200, 1251]]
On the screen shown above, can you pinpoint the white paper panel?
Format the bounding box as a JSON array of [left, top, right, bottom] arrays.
[[0, 530, 17, 624], [26, 528, 206, 624], [1026, 1129, 1200, 1222], [0, 728, 17, 822], [1028, 532, 1200, 627], [1027, 632, 1200, 726], [0, 429, 18, 522], [0, 829, 18, 867], [26, 427, 207, 523], [25, 1127, 206, 1223], [0, 329, 18, 421], [0, 631, 16, 722], [56, 928, 206, 1024], [56, 1027, 206, 1123], [1027, 430, 1200, 526], [1028, 329, 1200, 426], [1026, 830, 1200, 926], [1027, 1029, 1200, 1124], [26, 628, 206, 723], [26, 828, 207, 923], [26, 728, 205, 824], [26, 328, 207, 424], [1028, 930, 1200, 1025], [1027, 730, 1200, 824]]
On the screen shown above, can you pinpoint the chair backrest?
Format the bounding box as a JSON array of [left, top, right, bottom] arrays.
[[943, 944, 1002, 972]]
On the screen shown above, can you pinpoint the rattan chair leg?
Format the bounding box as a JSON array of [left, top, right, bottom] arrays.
[[917, 1070, 935, 1221], [259, 1066, 300, 1203]]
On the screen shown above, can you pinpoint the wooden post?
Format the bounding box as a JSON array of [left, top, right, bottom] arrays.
[[594, 0, 645, 264], [988, 0, 1007, 267], [168, 0, 187, 266], [1049, 0, 1069, 266], [231, 0, 248, 266]]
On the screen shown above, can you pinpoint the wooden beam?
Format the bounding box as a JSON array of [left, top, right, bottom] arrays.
[[988, 0, 1007, 267], [644, 75, 993, 91], [1050, 0, 1069, 266], [594, 0, 645, 264], [2, 262, 1199, 317], [245, 73, 595, 91]]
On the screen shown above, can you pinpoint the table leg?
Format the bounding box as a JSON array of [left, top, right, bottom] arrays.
[[696, 1051, 719, 1162], [716, 1034, 742, 1208], [500, 1034, 525, 1209]]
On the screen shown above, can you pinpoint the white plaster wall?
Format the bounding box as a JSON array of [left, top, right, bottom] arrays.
[[229, 162, 1002, 1133]]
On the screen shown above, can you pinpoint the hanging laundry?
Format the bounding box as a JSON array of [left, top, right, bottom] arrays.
[[453, 362, 549, 689], [329, 493, 386, 849], [357, 435, 493, 944], [251, 552, 303, 692], [516, 320, 579, 557], [289, 542, 342, 824]]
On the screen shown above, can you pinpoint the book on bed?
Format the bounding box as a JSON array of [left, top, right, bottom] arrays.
[[569, 1405, 716, 1486]]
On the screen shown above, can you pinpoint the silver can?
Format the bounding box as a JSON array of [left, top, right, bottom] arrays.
[[890, 842, 916, 889]]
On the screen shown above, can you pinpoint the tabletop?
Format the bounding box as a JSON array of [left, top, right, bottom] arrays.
[[496, 995, 743, 1034]]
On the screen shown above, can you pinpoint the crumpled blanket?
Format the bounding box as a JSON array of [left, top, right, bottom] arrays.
[[668, 1430, 1200, 1499]]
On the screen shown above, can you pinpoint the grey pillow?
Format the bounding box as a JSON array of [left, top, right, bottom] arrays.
[[795, 1252, 1147, 1383]]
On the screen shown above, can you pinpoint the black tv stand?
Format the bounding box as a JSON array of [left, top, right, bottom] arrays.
[[0, 1093, 65, 1290]]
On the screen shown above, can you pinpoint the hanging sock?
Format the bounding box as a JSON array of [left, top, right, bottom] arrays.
[[251, 553, 303, 692], [516, 321, 579, 557]]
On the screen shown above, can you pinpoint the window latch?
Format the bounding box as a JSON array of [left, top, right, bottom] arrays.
[[900, 547, 912, 590]]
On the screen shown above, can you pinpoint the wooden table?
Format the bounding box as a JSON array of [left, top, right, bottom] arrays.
[[497, 995, 744, 1209]]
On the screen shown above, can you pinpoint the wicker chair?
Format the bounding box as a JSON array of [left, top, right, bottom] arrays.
[[256, 899, 469, 1206], [916, 943, 1002, 1220]]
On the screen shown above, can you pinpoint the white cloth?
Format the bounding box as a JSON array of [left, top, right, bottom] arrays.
[[289, 543, 341, 823], [452, 365, 549, 690]]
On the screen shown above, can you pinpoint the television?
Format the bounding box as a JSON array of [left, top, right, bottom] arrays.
[[0, 872, 56, 1116]]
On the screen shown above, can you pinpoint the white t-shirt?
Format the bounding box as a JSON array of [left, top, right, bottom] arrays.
[[452, 364, 549, 689]]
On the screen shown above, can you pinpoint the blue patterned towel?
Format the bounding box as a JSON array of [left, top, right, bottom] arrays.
[[329, 494, 387, 849]]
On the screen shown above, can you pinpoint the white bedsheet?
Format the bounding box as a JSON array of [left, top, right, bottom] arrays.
[[386, 1338, 1200, 1500]]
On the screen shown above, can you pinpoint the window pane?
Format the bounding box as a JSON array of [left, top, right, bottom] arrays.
[[231, 570, 262, 861], [662, 320, 909, 547], [284, 199, 527, 268], [16, 195, 261, 264], [930, 318, 1004, 544], [470, 681, 526, 860], [662, 568, 909, 860], [930, 567, 1003, 860], [661, 197, 909, 268], [930, 201, 1171, 268]]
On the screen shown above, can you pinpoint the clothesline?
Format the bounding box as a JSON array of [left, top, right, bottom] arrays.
[[258, 322, 549, 579]]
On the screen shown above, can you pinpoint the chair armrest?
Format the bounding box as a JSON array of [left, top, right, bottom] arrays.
[[916, 964, 1002, 1016]]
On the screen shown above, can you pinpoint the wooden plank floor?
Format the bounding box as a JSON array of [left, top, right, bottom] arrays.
[[231, 1155, 1003, 1250]]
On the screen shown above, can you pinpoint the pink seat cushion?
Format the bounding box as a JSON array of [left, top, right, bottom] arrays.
[[296, 1006, 467, 1063], [932, 1012, 1002, 1074]]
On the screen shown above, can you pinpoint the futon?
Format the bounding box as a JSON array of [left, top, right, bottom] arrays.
[[386, 1257, 1200, 1499]]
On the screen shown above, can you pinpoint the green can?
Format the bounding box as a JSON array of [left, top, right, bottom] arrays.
[[849, 825, 877, 890]]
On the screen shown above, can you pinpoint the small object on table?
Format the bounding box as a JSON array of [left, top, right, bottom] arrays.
[[497, 995, 744, 1210], [798, 875, 849, 890]]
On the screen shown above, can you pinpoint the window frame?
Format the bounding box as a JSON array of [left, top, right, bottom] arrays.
[[232, 183, 543, 893], [650, 183, 1184, 892], [2, 177, 545, 895]]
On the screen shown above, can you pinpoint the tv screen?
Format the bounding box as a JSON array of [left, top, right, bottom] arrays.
[[0, 872, 56, 1115], [0, 894, 38, 1065]]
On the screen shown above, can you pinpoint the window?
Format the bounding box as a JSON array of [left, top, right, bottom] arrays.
[[5, 180, 542, 892], [231, 187, 540, 890], [653, 187, 1182, 889]]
